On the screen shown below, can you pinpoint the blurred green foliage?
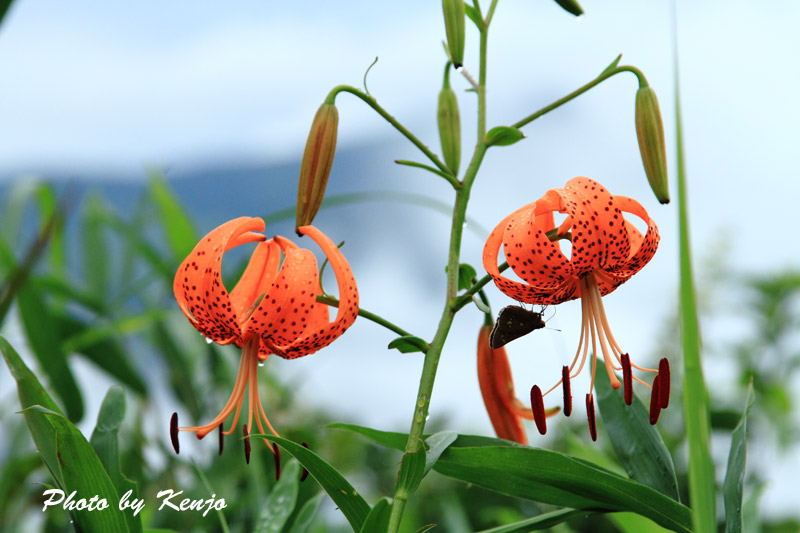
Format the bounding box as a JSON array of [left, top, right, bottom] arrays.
[[0, 178, 797, 532]]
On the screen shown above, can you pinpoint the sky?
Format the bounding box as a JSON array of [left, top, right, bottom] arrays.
[[1, 0, 799, 520]]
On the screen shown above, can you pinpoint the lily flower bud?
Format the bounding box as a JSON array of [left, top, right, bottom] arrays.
[[296, 101, 339, 231], [442, 0, 465, 68], [438, 65, 461, 175], [635, 86, 670, 204]]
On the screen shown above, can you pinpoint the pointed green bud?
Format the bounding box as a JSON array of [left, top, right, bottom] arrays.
[[296, 101, 338, 231], [635, 86, 670, 204], [485, 126, 525, 147], [554, 0, 584, 16], [438, 66, 461, 175], [442, 0, 465, 68]]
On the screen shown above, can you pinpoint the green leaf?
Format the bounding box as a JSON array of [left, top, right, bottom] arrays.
[[90, 386, 142, 533], [424, 431, 457, 475], [396, 440, 426, 497], [56, 312, 147, 395], [723, 383, 755, 533], [359, 497, 392, 533], [387, 335, 429, 354], [608, 511, 673, 533], [594, 364, 680, 501], [600, 53, 623, 76], [16, 283, 83, 421], [674, 30, 716, 533], [457, 263, 476, 291], [288, 492, 325, 533], [148, 169, 197, 260], [476, 508, 594, 532], [464, 4, 484, 30], [150, 322, 202, 419], [254, 460, 301, 533], [485, 126, 525, 147], [82, 193, 111, 301], [26, 406, 130, 533], [435, 446, 691, 532], [0, 336, 65, 487], [251, 435, 370, 531], [329, 424, 692, 532]]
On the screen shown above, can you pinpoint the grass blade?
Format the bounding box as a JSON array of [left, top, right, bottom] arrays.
[[673, 7, 717, 530], [723, 383, 755, 533]]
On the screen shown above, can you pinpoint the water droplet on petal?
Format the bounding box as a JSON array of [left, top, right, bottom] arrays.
[[205, 337, 214, 344], [257, 362, 265, 368]]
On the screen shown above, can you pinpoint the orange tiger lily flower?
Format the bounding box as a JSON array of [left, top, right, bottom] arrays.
[[477, 325, 558, 444], [482, 177, 669, 439], [171, 217, 358, 459]]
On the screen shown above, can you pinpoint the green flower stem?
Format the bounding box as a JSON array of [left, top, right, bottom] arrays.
[[512, 66, 647, 130], [388, 2, 496, 529], [454, 262, 509, 312], [316, 295, 412, 338], [327, 85, 459, 188]]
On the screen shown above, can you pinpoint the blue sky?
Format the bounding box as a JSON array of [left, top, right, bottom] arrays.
[[1, 0, 799, 519]]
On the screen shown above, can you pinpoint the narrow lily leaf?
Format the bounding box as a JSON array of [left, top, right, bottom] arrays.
[[435, 446, 692, 532], [254, 460, 300, 533], [388, 335, 429, 354], [608, 511, 673, 533], [82, 193, 111, 301], [358, 497, 392, 533], [252, 435, 370, 532], [90, 386, 142, 533], [485, 126, 525, 147], [288, 492, 325, 533], [16, 284, 83, 421], [148, 170, 197, 261], [723, 383, 755, 533], [594, 364, 680, 501], [103, 209, 174, 280], [329, 424, 692, 532], [190, 460, 231, 533], [56, 312, 147, 395], [0, 336, 64, 487], [674, 32, 716, 533], [464, 4, 484, 30], [424, 431, 457, 475], [600, 53, 623, 76], [24, 406, 130, 533], [396, 440, 426, 497], [476, 508, 594, 533], [394, 159, 455, 181]]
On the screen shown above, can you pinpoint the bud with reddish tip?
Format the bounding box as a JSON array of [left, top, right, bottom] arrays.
[[438, 65, 461, 175], [442, 0, 465, 68], [296, 100, 339, 231], [635, 85, 670, 204]]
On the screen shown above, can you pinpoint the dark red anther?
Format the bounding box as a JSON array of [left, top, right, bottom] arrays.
[[300, 442, 310, 482], [561, 366, 572, 417], [243, 424, 251, 464], [218, 424, 224, 456], [649, 375, 662, 425], [272, 443, 281, 480], [658, 358, 670, 409], [621, 353, 633, 405], [586, 394, 597, 442], [530, 385, 547, 435], [170, 412, 180, 454]]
